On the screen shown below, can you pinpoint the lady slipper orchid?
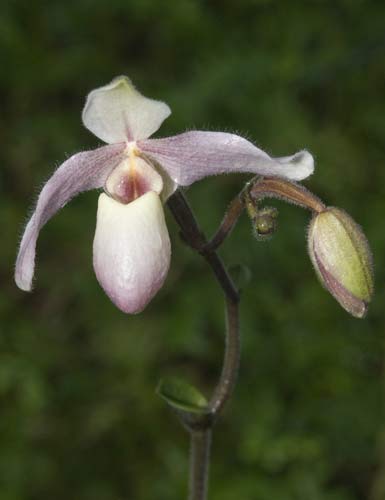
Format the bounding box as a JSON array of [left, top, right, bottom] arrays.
[[15, 76, 315, 313]]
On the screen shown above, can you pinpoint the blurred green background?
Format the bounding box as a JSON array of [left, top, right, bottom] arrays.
[[1, 1, 385, 499]]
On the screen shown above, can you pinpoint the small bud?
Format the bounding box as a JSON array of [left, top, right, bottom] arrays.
[[253, 206, 279, 240], [307, 207, 374, 318], [245, 193, 279, 240]]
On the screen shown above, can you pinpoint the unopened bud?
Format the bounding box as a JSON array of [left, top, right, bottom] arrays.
[[245, 195, 278, 240], [253, 206, 278, 239], [307, 207, 374, 318]]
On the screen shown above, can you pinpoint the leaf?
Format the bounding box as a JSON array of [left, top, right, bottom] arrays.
[[156, 377, 208, 414]]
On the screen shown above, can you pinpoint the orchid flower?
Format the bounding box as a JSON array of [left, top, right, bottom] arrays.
[[15, 76, 315, 313]]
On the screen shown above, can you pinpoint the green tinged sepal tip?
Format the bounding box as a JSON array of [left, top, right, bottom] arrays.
[[307, 207, 374, 318]]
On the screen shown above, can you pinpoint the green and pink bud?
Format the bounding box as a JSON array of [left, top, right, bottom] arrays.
[[308, 207, 374, 318]]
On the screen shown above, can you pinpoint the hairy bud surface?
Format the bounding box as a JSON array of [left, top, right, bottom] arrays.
[[307, 207, 374, 318]]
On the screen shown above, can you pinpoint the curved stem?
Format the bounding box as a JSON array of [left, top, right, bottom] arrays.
[[203, 177, 326, 252], [208, 300, 240, 415], [168, 189, 240, 304], [248, 177, 326, 212], [167, 189, 241, 500], [166, 178, 325, 499], [204, 195, 244, 252]]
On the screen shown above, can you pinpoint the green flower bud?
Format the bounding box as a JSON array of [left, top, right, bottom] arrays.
[[245, 194, 279, 241], [253, 206, 278, 240], [307, 207, 374, 318]]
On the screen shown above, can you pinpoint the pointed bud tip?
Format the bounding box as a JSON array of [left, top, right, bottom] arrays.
[[308, 207, 374, 318]]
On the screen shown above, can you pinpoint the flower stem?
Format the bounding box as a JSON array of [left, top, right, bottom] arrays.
[[209, 300, 240, 415], [248, 177, 325, 212], [166, 178, 325, 499], [203, 176, 326, 251], [188, 430, 212, 500], [168, 189, 240, 303], [167, 189, 241, 500], [204, 194, 245, 252]]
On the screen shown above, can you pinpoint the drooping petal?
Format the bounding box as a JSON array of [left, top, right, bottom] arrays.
[[82, 76, 171, 144], [15, 143, 127, 291], [139, 131, 314, 184], [93, 192, 171, 314]]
